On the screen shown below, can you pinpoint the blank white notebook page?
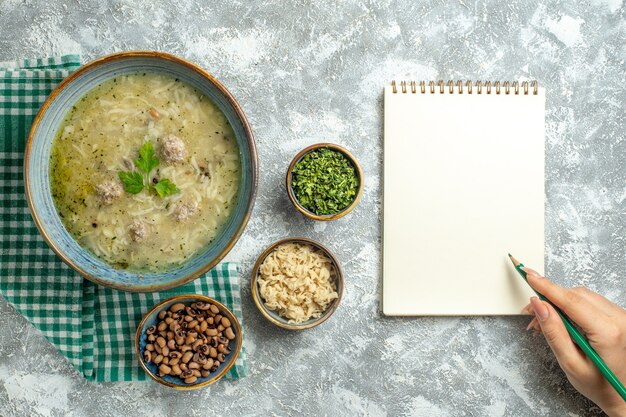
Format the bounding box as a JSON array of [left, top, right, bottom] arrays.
[[383, 84, 545, 315]]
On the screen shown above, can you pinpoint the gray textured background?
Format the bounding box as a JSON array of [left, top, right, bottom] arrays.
[[0, 0, 625, 416]]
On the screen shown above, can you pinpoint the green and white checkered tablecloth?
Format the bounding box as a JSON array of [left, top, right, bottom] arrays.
[[0, 55, 248, 381]]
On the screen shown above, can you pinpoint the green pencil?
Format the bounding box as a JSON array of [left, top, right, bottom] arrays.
[[508, 254, 626, 402]]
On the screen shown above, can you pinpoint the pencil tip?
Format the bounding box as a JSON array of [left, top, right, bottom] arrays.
[[508, 254, 520, 266]]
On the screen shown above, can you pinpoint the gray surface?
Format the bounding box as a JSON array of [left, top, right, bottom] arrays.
[[0, 0, 624, 415]]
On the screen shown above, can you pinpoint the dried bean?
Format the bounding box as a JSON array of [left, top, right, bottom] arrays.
[[161, 346, 169, 357], [209, 305, 219, 314], [159, 364, 171, 376], [202, 358, 214, 370], [153, 354, 163, 365], [184, 376, 197, 384], [156, 337, 166, 348], [157, 322, 167, 332], [182, 351, 193, 364], [170, 303, 185, 313], [206, 328, 218, 337], [221, 317, 231, 328], [146, 325, 157, 335], [143, 351, 152, 362], [209, 347, 217, 358], [224, 327, 235, 340], [146, 343, 155, 352], [191, 370, 201, 377], [171, 364, 182, 375]]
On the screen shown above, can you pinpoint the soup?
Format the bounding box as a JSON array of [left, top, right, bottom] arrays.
[[50, 73, 240, 271]]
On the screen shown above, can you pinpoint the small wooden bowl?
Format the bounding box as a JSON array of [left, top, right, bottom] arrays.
[[251, 237, 344, 330], [135, 294, 242, 390], [286, 143, 363, 221]]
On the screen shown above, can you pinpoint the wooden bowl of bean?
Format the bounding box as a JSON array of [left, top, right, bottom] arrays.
[[135, 294, 242, 390]]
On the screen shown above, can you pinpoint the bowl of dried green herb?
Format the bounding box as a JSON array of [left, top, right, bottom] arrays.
[[286, 143, 363, 220]]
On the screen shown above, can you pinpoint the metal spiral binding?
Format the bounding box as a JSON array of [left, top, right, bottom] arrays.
[[391, 80, 538, 95]]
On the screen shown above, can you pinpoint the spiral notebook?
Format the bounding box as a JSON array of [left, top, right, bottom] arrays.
[[383, 80, 545, 316]]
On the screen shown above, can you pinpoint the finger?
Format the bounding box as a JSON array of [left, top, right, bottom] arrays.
[[530, 297, 587, 374], [521, 303, 533, 315], [574, 287, 625, 316], [526, 317, 539, 331], [523, 268, 604, 333]]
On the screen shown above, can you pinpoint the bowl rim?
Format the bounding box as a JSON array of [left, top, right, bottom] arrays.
[[135, 294, 243, 390], [23, 50, 258, 292], [250, 237, 344, 330], [285, 143, 363, 221]]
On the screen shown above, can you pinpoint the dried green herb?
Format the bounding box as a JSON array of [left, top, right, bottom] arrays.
[[291, 147, 359, 215], [119, 141, 179, 198]]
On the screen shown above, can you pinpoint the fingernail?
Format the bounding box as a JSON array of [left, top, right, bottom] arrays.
[[521, 267, 540, 278], [530, 296, 549, 321]]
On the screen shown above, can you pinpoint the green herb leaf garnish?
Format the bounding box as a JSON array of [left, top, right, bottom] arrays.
[[154, 178, 179, 198], [291, 147, 359, 215], [134, 141, 160, 174], [118, 141, 179, 199], [118, 171, 145, 194]]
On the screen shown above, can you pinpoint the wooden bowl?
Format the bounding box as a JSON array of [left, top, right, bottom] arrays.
[[286, 143, 363, 221], [135, 294, 242, 390], [251, 237, 344, 330]]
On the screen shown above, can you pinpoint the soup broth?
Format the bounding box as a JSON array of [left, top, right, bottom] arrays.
[[50, 72, 240, 271]]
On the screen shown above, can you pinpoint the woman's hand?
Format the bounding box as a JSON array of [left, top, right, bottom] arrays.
[[522, 268, 626, 417]]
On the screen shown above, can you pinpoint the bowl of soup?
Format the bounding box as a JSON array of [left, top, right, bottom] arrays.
[[24, 51, 258, 292]]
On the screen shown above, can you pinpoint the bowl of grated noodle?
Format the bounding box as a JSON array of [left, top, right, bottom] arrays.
[[251, 237, 344, 330]]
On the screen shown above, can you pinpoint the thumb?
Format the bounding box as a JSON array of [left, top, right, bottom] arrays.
[[530, 297, 585, 373]]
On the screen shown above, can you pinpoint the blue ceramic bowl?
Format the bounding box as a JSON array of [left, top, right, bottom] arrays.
[[135, 294, 242, 389], [24, 51, 258, 292]]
